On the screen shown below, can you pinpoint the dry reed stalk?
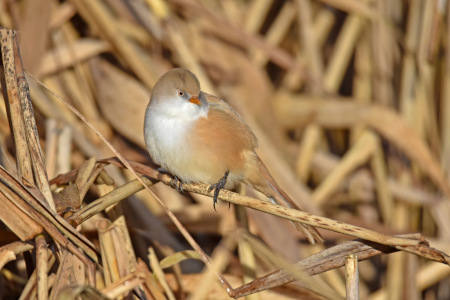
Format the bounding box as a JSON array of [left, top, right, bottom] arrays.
[[319, 0, 374, 17], [149, 247, 176, 300], [35, 234, 48, 300], [244, 233, 341, 300], [1, 29, 53, 208], [44, 119, 58, 179], [0, 187, 43, 241], [49, 250, 86, 299], [351, 29, 372, 141], [311, 150, 443, 211], [244, 0, 272, 33], [252, 1, 296, 67], [189, 234, 237, 300], [0, 241, 33, 269], [311, 131, 378, 205], [233, 234, 408, 297], [282, 8, 335, 90], [442, 0, 450, 174], [385, 204, 408, 299], [294, 0, 326, 187], [18, 253, 56, 300], [296, 0, 325, 93], [97, 159, 443, 249], [344, 255, 359, 300], [38, 39, 109, 77], [71, 0, 158, 88], [296, 124, 322, 182], [100, 259, 165, 299], [167, 22, 217, 94], [274, 95, 450, 196], [371, 1, 396, 107], [235, 207, 259, 300], [90, 58, 149, 148], [323, 4, 366, 93], [97, 216, 138, 293]]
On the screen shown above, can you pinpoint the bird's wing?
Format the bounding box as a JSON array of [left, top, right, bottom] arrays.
[[203, 92, 258, 148]]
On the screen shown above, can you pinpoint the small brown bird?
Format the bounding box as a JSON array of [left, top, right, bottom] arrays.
[[144, 68, 322, 244]]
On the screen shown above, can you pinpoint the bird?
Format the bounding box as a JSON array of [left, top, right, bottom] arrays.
[[144, 68, 323, 244]]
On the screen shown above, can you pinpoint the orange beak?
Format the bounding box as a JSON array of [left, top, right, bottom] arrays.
[[189, 96, 201, 106]]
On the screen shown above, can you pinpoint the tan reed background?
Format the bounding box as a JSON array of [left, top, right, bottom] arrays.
[[0, 0, 449, 299]]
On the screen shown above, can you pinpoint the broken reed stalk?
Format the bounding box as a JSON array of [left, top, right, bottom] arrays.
[[231, 235, 408, 298], [345, 255, 359, 300], [35, 234, 48, 300], [0, 27, 55, 210], [0, 241, 34, 270], [0, 166, 99, 262]]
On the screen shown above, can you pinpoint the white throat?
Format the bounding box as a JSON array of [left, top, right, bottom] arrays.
[[150, 96, 208, 121]]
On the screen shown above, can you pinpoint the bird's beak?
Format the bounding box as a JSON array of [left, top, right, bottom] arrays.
[[189, 96, 201, 106]]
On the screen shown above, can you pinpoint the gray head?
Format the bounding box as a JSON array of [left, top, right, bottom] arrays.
[[148, 69, 209, 120]]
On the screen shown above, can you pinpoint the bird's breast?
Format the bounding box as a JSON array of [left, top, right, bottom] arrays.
[[144, 108, 192, 167]]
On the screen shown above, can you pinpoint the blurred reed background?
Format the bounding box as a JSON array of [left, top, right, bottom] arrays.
[[0, 0, 449, 299]]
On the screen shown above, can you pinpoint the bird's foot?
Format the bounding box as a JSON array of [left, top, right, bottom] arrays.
[[157, 168, 184, 193], [170, 176, 184, 193], [208, 171, 229, 211]]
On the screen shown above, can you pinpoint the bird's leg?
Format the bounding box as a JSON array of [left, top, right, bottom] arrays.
[[208, 170, 229, 211], [157, 168, 184, 193]]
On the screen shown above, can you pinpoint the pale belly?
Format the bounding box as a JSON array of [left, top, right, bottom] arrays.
[[144, 109, 240, 187]]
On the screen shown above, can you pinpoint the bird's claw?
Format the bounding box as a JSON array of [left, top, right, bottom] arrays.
[[170, 176, 184, 193], [156, 168, 184, 193], [208, 170, 229, 211]]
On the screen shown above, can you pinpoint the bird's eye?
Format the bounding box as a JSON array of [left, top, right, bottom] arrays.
[[177, 90, 184, 97]]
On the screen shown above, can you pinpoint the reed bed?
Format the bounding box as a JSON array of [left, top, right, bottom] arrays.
[[0, 0, 449, 299]]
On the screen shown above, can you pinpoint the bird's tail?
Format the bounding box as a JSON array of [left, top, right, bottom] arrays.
[[255, 158, 324, 244]]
